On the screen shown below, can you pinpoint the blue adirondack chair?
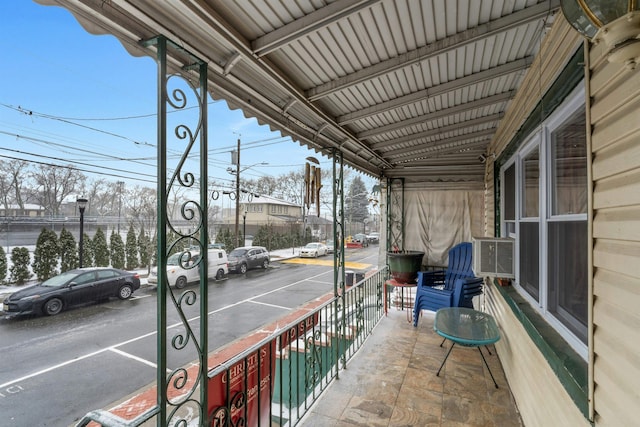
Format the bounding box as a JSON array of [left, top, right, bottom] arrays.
[[412, 242, 483, 326]]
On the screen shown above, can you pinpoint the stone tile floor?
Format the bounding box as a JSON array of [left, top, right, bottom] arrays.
[[300, 308, 523, 426]]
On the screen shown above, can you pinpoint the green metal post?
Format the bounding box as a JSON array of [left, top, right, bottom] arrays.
[[198, 60, 209, 424], [332, 149, 346, 376], [155, 35, 168, 425], [147, 34, 209, 426]]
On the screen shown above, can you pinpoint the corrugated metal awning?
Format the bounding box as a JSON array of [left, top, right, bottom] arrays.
[[36, 0, 560, 189]]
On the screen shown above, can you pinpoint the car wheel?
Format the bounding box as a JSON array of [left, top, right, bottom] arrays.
[[118, 284, 133, 300], [215, 269, 225, 280], [176, 276, 188, 289], [43, 298, 63, 316], [239, 263, 248, 274], [262, 259, 269, 269]]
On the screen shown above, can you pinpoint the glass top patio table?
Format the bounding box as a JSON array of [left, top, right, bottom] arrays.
[[434, 307, 500, 346], [433, 307, 501, 388]]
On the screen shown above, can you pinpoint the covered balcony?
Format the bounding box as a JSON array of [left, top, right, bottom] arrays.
[[28, 0, 640, 426]]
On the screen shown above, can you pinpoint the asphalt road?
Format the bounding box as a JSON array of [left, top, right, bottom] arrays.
[[0, 246, 379, 426]]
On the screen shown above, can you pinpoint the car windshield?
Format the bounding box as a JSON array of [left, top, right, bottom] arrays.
[[229, 249, 248, 257], [166, 252, 191, 266], [306, 243, 319, 248], [40, 271, 79, 287]]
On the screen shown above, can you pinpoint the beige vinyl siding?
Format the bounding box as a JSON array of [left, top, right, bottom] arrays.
[[483, 15, 591, 426], [486, 288, 588, 426], [484, 15, 582, 238], [488, 17, 583, 158], [589, 37, 640, 426], [483, 162, 495, 237]]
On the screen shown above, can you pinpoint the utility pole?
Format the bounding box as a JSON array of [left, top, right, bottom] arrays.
[[117, 181, 124, 234], [234, 137, 240, 248]]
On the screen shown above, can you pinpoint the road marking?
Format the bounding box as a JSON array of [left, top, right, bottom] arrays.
[[304, 278, 332, 285], [130, 295, 152, 300], [282, 258, 372, 269], [248, 300, 290, 310], [108, 348, 172, 373], [0, 384, 24, 398], [0, 268, 336, 390]]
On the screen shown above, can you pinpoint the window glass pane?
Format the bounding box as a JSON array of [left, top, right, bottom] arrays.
[[548, 221, 588, 343], [504, 164, 515, 221], [522, 148, 539, 218], [519, 222, 539, 301], [551, 111, 587, 215]]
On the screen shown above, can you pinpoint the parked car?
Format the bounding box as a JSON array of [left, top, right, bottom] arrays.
[[353, 233, 369, 247], [227, 246, 270, 274], [325, 239, 335, 253], [148, 248, 228, 289], [367, 232, 380, 243], [2, 268, 141, 316], [300, 242, 329, 258]]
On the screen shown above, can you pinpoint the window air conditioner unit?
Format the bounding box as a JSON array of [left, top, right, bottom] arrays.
[[473, 237, 515, 278]]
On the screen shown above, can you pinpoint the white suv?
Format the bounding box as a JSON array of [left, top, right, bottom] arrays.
[[148, 248, 228, 289]]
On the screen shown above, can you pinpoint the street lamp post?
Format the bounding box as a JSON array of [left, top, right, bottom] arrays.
[[77, 198, 88, 268], [243, 208, 247, 246]]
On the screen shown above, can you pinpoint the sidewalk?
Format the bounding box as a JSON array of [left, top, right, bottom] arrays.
[[0, 246, 308, 304]]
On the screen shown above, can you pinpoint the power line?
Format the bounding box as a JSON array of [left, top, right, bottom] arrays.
[[0, 130, 158, 169], [0, 146, 155, 178], [0, 100, 222, 121], [0, 153, 157, 184]]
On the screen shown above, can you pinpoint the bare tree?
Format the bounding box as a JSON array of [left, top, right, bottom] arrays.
[[0, 163, 11, 211], [243, 175, 278, 197], [127, 186, 157, 241], [0, 160, 29, 210], [83, 178, 110, 216], [276, 170, 304, 204], [30, 164, 86, 216]]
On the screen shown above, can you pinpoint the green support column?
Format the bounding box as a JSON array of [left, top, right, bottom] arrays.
[[386, 178, 405, 252], [332, 149, 346, 376], [147, 35, 209, 426], [155, 36, 168, 425]]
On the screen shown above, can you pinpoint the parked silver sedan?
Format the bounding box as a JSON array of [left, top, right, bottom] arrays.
[[300, 242, 329, 258]]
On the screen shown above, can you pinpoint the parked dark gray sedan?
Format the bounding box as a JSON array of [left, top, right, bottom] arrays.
[[227, 246, 270, 274], [2, 268, 141, 316]]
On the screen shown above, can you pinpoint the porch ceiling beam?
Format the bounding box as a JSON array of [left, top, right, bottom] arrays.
[[384, 171, 486, 182], [386, 165, 486, 175], [358, 91, 513, 139], [251, 0, 383, 57], [387, 129, 495, 159], [337, 57, 532, 126], [401, 181, 486, 190], [392, 139, 491, 164], [176, 0, 393, 169], [371, 113, 503, 151], [306, 0, 560, 101]]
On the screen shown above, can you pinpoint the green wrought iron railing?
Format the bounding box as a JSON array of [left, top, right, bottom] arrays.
[[76, 267, 388, 427]]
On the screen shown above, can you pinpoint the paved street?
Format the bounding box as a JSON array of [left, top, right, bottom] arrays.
[[0, 246, 379, 426]]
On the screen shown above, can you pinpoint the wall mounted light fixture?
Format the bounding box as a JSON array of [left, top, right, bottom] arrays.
[[560, 1, 640, 69]]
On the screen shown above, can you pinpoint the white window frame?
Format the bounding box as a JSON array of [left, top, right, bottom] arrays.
[[500, 84, 587, 360]]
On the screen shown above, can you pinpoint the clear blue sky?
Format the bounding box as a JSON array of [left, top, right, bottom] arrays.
[[0, 1, 369, 200]]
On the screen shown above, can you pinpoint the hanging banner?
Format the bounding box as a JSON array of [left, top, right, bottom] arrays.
[[208, 343, 275, 426], [279, 311, 321, 350]]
